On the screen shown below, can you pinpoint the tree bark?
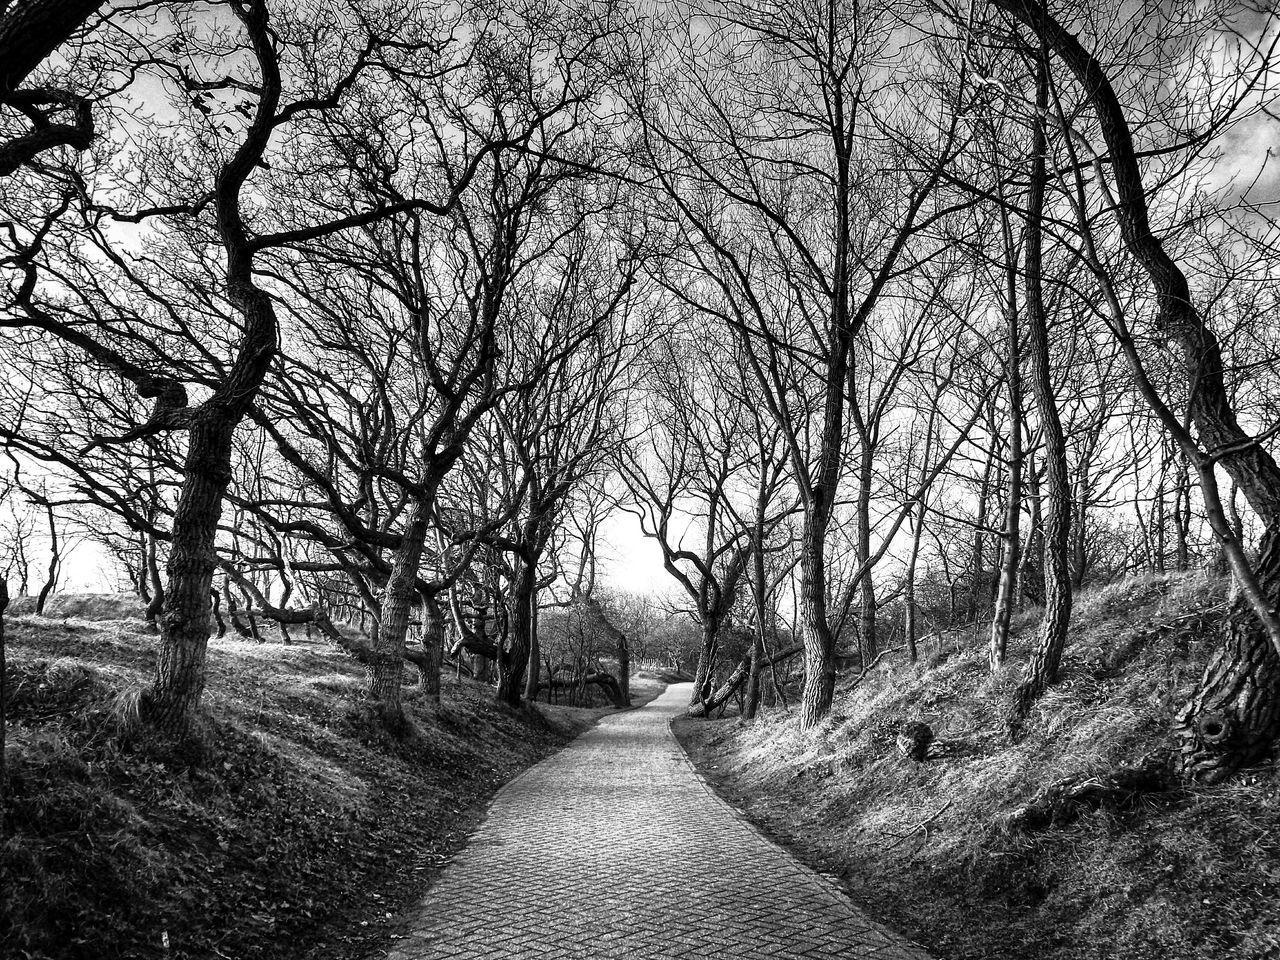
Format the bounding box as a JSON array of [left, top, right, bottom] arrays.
[[690, 615, 721, 709], [523, 594, 541, 703], [1008, 58, 1072, 732], [798, 510, 836, 728], [745, 526, 769, 719], [420, 593, 443, 704], [497, 556, 536, 706], [370, 500, 428, 720], [970, 438, 996, 620], [143, 534, 163, 629], [990, 213, 1024, 672], [904, 501, 923, 663]]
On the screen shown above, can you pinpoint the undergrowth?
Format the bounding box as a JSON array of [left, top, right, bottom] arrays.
[[675, 571, 1280, 960]]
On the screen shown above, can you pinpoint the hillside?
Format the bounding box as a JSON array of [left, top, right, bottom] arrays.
[[1, 606, 648, 960], [674, 572, 1280, 960]]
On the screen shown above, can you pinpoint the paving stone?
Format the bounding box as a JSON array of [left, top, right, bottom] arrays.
[[382, 683, 932, 960]]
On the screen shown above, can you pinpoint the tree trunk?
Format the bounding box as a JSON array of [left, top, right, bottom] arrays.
[[369, 500, 428, 720], [615, 613, 631, 707], [690, 616, 721, 709], [210, 588, 226, 638], [1008, 59, 1072, 733], [34, 499, 58, 615], [225, 582, 252, 638], [523, 595, 541, 704], [904, 501, 922, 663], [852, 427, 877, 662], [990, 207, 1024, 672], [420, 592, 443, 704], [1018, 448, 1044, 606], [1072, 467, 1091, 587], [745, 526, 769, 719], [1177, 530, 1280, 782], [970, 439, 996, 620], [146, 416, 240, 733], [1174, 451, 1192, 571], [497, 557, 536, 707], [798, 512, 836, 728]]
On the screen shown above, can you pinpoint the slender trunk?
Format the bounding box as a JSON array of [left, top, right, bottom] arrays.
[[370, 500, 428, 720], [1175, 452, 1191, 571], [970, 441, 996, 620], [35, 500, 58, 616], [904, 501, 923, 663], [745, 528, 768, 719], [1009, 60, 1072, 733], [1018, 449, 1043, 606], [225, 582, 251, 638], [210, 588, 226, 638], [242, 587, 262, 641], [1072, 468, 1090, 587], [615, 612, 631, 707], [990, 207, 1024, 672], [851, 420, 877, 662]]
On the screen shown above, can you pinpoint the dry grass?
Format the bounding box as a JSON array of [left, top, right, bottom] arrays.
[[1, 605, 611, 960], [675, 571, 1280, 960]]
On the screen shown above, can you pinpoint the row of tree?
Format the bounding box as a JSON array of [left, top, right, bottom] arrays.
[[2, 0, 1279, 782]]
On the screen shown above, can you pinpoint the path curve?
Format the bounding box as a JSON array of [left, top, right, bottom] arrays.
[[384, 683, 931, 960]]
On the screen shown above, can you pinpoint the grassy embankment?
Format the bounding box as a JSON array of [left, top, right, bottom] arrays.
[[674, 572, 1280, 960], [1, 595, 656, 959]]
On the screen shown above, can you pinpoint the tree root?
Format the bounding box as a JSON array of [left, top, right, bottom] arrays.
[[1004, 757, 1173, 832]]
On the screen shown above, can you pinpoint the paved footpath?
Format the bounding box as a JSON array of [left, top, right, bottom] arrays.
[[383, 683, 931, 960]]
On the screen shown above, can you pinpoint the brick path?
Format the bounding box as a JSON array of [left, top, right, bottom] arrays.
[[383, 683, 931, 960]]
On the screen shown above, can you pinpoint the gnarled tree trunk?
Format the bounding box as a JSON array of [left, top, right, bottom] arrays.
[[497, 556, 536, 706]]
